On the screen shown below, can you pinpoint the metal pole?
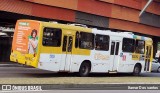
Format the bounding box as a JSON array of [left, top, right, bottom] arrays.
[[139, 0, 153, 17]]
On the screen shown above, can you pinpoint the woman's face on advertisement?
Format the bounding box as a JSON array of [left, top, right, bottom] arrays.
[[32, 32, 36, 38]]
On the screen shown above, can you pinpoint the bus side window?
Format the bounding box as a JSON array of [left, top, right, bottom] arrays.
[[43, 27, 62, 47], [135, 40, 145, 54], [79, 32, 94, 50], [95, 34, 110, 51], [122, 38, 135, 53], [75, 31, 79, 48]]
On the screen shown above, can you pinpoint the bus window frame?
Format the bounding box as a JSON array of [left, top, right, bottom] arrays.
[[135, 40, 145, 54], [79, 32, 95, 50], [42, 27, 62, 47], [95, 34, 110, 51], [75, 31, 80, 48], [122, 38, 135, 53]]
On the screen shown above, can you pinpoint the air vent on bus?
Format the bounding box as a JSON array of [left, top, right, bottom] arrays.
[[121, 32, 134, 35], [68, 23, 88, 28]]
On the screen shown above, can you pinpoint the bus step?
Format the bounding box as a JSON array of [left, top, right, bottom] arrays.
[[108, 71, 117, 73]]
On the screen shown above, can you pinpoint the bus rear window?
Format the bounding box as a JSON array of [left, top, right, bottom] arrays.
[[42, 27, 62, 47]]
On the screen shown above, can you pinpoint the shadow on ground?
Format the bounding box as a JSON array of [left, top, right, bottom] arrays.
[[20, 72, 135, 78]]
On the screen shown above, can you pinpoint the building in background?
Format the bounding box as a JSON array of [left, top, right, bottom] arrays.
[[0, 0, 160, 62]]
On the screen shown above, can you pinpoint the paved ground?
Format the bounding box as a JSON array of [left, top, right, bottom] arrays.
[[0, 65, 160, 92], [0, 66, 160, 84]]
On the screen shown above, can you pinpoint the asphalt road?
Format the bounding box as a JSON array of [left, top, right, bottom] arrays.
[[0, 66, 160, 92], [0, 66, 159, 78], [0, 66, 160, 84]]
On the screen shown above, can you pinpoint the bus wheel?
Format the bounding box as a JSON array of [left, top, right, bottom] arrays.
[[79, 62, 91, 77], [133, 65, 141, 76]]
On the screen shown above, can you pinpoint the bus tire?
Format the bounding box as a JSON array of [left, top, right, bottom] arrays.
[[157, 67, 160, 73], [79, 62, 91, 77], [133, 64, 141, 76]]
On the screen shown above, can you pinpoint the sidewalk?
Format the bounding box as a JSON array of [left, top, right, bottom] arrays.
[[0, 62, 23, 67]]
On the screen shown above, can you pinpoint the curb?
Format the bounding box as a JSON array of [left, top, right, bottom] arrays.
[[0, 63, 23, 67]]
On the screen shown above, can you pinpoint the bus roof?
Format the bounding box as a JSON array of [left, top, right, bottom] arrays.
[[41, 21, 92, 32], [17, 19, 152, 41]]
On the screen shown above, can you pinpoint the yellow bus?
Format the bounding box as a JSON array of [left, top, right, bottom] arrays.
[[10, 19, 153, 76]]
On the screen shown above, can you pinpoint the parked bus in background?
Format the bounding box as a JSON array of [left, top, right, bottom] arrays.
[[10, 19, 153, 77]]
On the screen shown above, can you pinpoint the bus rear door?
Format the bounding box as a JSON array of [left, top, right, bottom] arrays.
[[60, 34, 73, 71]]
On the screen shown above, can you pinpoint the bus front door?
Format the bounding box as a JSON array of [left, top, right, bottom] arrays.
[[60, 35, 73, 71], [110, 41, 120, 72], [144, 46, 152, 72]]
